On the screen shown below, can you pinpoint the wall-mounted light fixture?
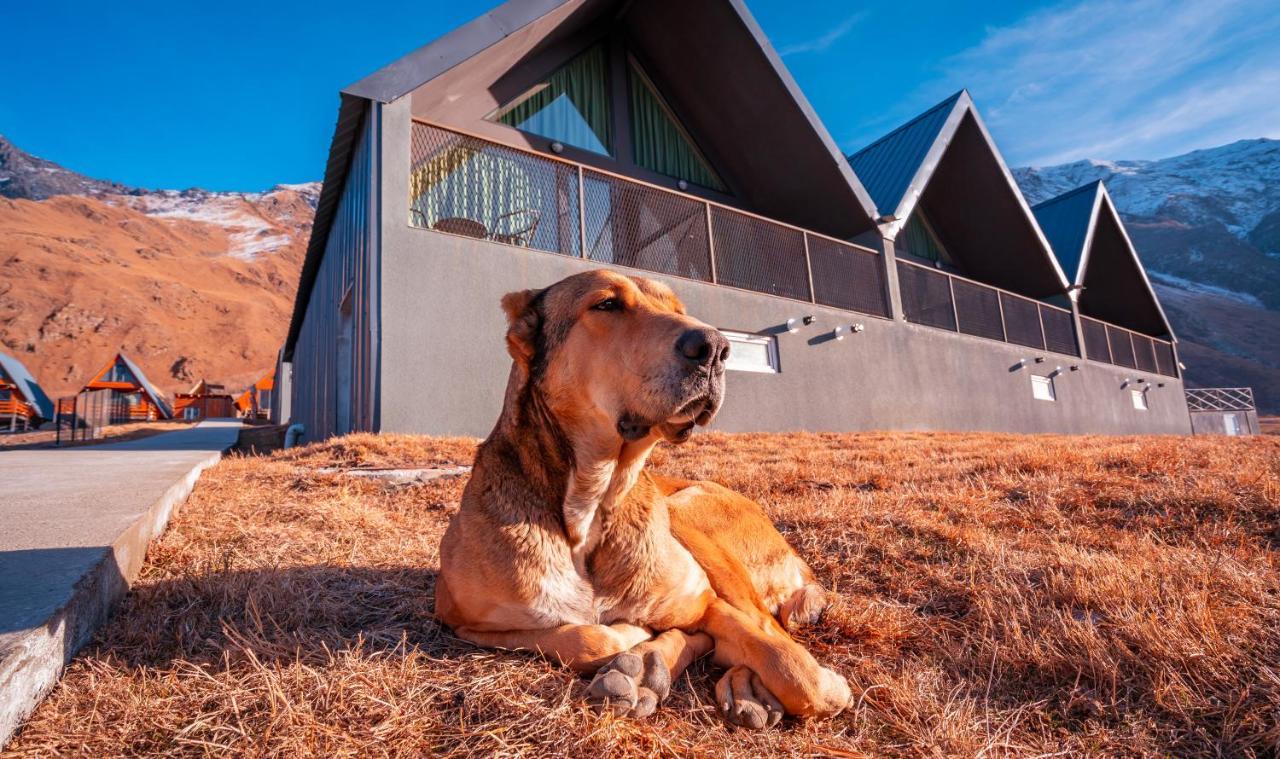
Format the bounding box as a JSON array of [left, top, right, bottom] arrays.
[[1157, 383, 1166, 388], [677, 179, 689, 191], [1069, 365, 1080, 372], [786, 317, 799, 334], [1121, 378, 1132, 388], [550, 141, 565, 154], [833, 326, 846, 341], [1050, 365, 1063, 377], [851, 323, 866, 333], [1034, 356, 1046, 364], [802, 315, 816, 326]]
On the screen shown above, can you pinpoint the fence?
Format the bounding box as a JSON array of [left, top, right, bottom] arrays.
[[1185, 387, 1255, 412], [408, 121, 891, 319], [896, 260, 1079, 356], [55, 388, 122, 445], [1079, 316, 1177, 377]]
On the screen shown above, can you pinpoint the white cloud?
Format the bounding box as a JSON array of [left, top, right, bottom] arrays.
[[777, 12, 867, 56], [891, 0, 1280, 164]]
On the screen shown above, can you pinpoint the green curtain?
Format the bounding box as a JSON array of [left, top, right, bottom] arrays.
[[496, 44, 612, 156], [902, 212, 953, 265], [629, 63, 726, 191]]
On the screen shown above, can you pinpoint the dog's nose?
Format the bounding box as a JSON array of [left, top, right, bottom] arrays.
[[675, 328, 730, 368]]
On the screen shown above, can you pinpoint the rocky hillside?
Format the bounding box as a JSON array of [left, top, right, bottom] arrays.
[[1015, 139, 1280, 412], [0, 135, 317, 401]]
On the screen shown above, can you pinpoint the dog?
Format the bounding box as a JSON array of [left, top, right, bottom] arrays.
[[435, 269, 850, 728]]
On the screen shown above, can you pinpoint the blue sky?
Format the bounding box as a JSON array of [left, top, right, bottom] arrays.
[[3, 0, 1277, 191]]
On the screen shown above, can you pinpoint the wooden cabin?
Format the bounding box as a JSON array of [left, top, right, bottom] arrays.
[[79, 353, 173, 422], [173, 379, 236, 421], [0, 351, 54, 431], [235, 370, 275, 420]]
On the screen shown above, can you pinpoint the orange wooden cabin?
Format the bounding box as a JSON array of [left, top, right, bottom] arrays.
[[76, 353, 173, 422], [1, 351, 55, 431], [235, 370, 275, 420], [173, 379, 236, 421]]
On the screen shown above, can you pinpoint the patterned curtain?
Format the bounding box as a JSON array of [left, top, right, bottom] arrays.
[[408, 142, 537, 237], [629, 62, 726, 192], [902, 212, 954, 265]]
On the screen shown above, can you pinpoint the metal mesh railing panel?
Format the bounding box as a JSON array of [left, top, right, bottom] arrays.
[[1185, 387, 1255, 411], [1154, 340, 1177, 377], [898, 262, 956, 331], [952, 279, 1005, 341], [409, 123, 580, 256], [711, 208, 810, 300], [582, 170, 711, 281], [1133, 334, 1158, 374], [1000, 293, 1045, 349], [1041, 306, 1078, 356], [807, 237, 889, 317], [1081, 318, 1111, 363], [1108, 325, 1137, 369]]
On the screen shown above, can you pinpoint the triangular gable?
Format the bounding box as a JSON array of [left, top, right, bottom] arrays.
[[0, 351, 54, 420], [1034, 183, 1174, 337], [847, 91, 1069, 297], [90, 353, 173, 418]]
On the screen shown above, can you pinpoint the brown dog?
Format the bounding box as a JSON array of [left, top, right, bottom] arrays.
[[435, 269, 850, 728]]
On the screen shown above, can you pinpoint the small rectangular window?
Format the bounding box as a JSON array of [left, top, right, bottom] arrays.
[[0, 389, 11, 402], [1030, 374, 1056, 401], [721, 330, 779, 374], [1131, 389, 1148, 410], [1223, 413, 1240, 435]]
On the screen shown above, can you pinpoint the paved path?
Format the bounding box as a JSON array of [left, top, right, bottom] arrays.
[[0, 419, 242, 746]]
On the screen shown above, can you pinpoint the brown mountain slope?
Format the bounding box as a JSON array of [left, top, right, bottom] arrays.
[[0, 190, 311, 400]]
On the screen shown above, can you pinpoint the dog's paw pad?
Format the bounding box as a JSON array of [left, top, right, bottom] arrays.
[[585, 650, 672, 718], [715, 665, 784, 730]]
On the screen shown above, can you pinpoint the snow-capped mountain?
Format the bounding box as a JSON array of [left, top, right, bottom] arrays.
[[1016, 138, 1280, 412]]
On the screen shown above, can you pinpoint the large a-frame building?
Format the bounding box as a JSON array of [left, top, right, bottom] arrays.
[[281, 0, 1191, 440]]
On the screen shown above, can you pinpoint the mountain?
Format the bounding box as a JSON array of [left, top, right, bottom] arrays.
[[1014, 139, 1280, 413], [0, 135, 318, 402]]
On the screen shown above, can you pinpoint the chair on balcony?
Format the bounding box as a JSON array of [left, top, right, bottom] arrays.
[[416, 208, 541, 248]]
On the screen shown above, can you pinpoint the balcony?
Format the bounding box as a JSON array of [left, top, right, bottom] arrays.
[[1079, 316, 1178, 377], [408, 121, 891, 319]]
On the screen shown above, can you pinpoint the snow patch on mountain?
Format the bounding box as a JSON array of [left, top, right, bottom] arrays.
[[1148, 271, 1264, 308]]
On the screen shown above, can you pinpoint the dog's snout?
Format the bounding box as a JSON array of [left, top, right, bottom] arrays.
[[676, 328, 729, 368]]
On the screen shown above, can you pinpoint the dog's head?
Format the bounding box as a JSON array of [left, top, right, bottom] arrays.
[[501, 270, 728, 446]]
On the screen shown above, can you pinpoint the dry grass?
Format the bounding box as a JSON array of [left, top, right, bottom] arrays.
[[6, 431, 1279, 757]]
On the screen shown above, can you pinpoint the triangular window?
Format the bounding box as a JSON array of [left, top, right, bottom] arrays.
[[629, 59, 726, 191], [490, 44, 613, 156], [103, 358, 137, 384], [900, 210, 954, 266]]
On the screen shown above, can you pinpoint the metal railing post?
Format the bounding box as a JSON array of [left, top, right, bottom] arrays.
[[947, 274, 960, 331], [577, 165, 587, 259], [802, 233, 816, 303], [996, 293, 1008, 342], [1036, 304, 1048, 351], [705, 203, 717, 284]]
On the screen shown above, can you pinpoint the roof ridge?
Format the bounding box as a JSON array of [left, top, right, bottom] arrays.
[[847, 90, 965, 161]]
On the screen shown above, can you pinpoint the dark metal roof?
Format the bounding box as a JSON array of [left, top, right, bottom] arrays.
[[1031, 181, 1103, 284], [286, 0, 883, 357], [1034, 182, 1175, 337], [847, 91, 963, 217], [0, 350, 53, 420]]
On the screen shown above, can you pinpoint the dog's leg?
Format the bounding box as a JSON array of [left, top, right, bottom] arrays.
[[584, 629, 712, 717], [697, 598, 851, 721], [452, 623, 651, 673]]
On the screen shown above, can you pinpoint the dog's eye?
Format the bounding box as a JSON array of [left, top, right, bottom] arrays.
[[592, 297, 622, 312]]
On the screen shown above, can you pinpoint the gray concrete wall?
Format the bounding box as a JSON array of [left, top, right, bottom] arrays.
[[376, 227, 1191, 438], [1190, 409, 1259, 435], [291, 110, 379, 442]]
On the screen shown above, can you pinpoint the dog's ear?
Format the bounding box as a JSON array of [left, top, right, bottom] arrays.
[[500, 288, 543, 370]]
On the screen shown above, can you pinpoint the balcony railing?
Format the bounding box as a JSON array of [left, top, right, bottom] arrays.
[[408, 120, 891, 319], [1185, 387, 1254, 412], [1079, 316, 1177, 377], [896, 259, 1079, 357]]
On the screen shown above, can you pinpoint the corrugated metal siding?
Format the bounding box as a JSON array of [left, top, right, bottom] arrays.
[[1031, 182, 1098, 283], [847, 92, 961, 216], [290, 112, 376, 441]]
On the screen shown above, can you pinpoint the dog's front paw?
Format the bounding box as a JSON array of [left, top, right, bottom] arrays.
[[715, 665, 784, 729], [585, 648, 671, 718]]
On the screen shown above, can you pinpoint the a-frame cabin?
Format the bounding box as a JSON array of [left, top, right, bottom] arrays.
[[81, 353, 173, 421], [173, 379, 236, 421], [0, 351, 54, 431]]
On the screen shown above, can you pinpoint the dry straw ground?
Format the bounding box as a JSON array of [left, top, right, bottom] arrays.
[[6, 431, 1279, 757]]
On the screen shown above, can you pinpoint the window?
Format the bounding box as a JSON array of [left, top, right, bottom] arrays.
[[1131, 389, 1148, 410], [0, 389, 11, 402], [629, 60, 726, 191], [1030, 374, 1056, 402], [721, 330, 779, 373], [490, 44, 612, 156], [901, 211, 955, 266], [184, 406, 199, 420], [104, 359, 136, 384]]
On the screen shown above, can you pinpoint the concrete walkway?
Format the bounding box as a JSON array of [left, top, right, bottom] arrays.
[[0, 419, 242, 746]]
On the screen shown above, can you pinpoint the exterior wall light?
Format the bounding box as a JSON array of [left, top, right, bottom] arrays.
[[550, 141, 565, 154], [677, 179, 689, 191], [1069, 365, 1080, 371], [1121, 378, 1131, 388], [1034, 356, 1046, 363], [1157, 383, 1166, 388], [802, 315, 816, 326], [833, 326, 846, 341], [786, 318, 799, 334], [851, 323, 866, 333]]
